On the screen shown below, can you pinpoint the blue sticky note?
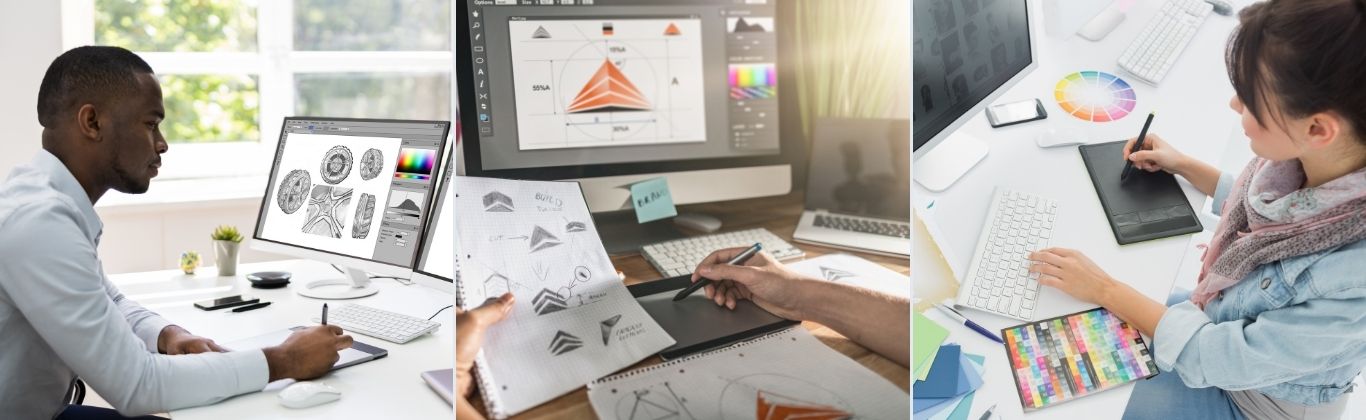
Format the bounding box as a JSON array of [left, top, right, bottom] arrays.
[[914, 344, 962, 399], [915, 352, 986, 413], [630, 177, 677, 223]]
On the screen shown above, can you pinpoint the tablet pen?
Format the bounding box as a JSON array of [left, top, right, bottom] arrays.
[[935, 303, 1004, 344], [231, 301, 272, 313], [673, 243, 762, 302], [1122, 112, 1156, 183], [322, 303, 329, 325]]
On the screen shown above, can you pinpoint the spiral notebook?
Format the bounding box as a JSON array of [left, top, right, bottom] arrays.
[[587, 327, 909, 419], [455, 177, 675, 418]]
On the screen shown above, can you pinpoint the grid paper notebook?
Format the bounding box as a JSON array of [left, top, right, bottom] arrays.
[[1002, 307, 1158, 411], [587, 327, 909, 419], [454, 177, 675, 418]]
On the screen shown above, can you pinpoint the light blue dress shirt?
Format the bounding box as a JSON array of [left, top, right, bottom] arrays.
[[0, 151, 268, 418]]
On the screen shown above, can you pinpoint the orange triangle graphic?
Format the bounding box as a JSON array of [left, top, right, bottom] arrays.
[[664, 23, 681, 36], [755, 391, 851, 420], [566, 59, 652, 113]]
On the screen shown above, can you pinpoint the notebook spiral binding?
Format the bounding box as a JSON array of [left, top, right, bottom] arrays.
[[454, 263, 508, 419], [590, 326, 799, 385]]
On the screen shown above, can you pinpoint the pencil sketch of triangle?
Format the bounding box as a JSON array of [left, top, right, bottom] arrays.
[[566, 59, 652, 113], [483, 191, 514, 212], [529, 225, 562, 252], [533, 288, 569, 315], [819, 267, 858, 283], [532, 26, 551, 39], [549, 330, 583, 356], [755, 390, 850, 420]]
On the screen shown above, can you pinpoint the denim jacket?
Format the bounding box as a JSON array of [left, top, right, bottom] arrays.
[[1153, 173, 1366, 405]]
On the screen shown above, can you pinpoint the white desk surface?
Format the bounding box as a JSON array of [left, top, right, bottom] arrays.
[[107, 260, 453, 420], [915, 0, 1251, 419]]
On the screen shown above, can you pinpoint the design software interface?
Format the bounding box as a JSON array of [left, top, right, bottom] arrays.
[[256, 118, 449, 267], [467, 0, 781, 169]]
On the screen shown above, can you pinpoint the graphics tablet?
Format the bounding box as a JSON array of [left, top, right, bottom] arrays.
[[1079, 140, 1202, 244], [629, 275, 798, 360], [223, 326, 387, 370]]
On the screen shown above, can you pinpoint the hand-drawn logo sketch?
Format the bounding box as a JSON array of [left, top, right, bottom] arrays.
[[718, 374, 852, 420], [483, 191, 515, 212], [574, 266, 592, 284], [600, 314, 622, 345], [301, 185, 353, 238], [276, 169, 311, 214], [549, 330, 583, 356], [351, 193, 376, 239], [614, 383, 695, 420], [320, 145, 353, 184], [529, 225, 563, 252], [359, 148, 384, 180], [565, 220, 587, 232], [533, 288, 570, 315], [818, 267, 858, 283]]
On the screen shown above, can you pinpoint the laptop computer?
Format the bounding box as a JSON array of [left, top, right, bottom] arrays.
[[793, 118, 911, 257]]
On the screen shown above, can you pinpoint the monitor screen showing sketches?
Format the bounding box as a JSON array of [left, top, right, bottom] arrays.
[[805, 118, 911, 221], [912, 0, 1033, 152], [253, 117, 451, 272]]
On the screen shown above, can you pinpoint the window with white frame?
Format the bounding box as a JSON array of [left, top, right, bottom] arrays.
[[61, 0, 453, 182]]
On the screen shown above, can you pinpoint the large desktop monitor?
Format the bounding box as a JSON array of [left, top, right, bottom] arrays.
[[252, 117, 451, 299], [455, 0, 803, 250], [912, 0, 1037, 191]]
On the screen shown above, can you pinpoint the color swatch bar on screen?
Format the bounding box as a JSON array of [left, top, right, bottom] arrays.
[[729, 63, 777, 88], [395, 148, 436, 176], [393, 173, 430, 181], [1001, 307, 1158, 411]]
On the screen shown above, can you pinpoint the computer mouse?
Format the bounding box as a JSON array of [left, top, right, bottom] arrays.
[[1204, 0, 1233, 16], [278, 381, 341, 409], [1034, 126, 1087, 148]]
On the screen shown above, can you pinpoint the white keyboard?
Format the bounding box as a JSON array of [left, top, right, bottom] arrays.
[[313, 303, 440, 344], [642, 228, 805, 277], [1117, 0, 1213, 85], [955, 188, 1057, 321]]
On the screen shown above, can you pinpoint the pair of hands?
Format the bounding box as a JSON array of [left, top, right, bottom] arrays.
[[158, 323, 354, 382]]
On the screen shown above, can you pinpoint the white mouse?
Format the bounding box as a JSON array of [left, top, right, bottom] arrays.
[[1204, 0, 1234, 16], [1035, 126, 1088, 148], [278, 381, 341, 409]]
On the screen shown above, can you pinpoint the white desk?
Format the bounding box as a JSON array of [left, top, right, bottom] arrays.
[[914, 1, 1249, 419], [107, 260, 453, 420]]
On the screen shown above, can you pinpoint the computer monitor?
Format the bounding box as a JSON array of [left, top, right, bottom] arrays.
[[410, 149, 456, 294], [455, 0, 803, 250], [912, 0, 1037, 191], [252, 117, 451, 299]]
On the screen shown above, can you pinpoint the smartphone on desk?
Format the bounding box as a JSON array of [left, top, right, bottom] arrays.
[[987, 98, 1047, 128], [194, 295, 259, 311]]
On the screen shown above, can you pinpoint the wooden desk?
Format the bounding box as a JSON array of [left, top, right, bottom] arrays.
[[473, 191, 910, 419]]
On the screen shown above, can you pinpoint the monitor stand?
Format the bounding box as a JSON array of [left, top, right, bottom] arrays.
[[297, 266, 379, 300], [914, 132, 989, 192], [593, 210, 689, 255]]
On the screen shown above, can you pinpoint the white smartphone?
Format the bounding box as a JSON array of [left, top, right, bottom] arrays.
[[986, 98, 1047, 128]]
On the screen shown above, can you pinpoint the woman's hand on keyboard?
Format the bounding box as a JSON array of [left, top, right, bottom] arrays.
[[692, 248, 811, 320], [1028, 248, 1120, 305]]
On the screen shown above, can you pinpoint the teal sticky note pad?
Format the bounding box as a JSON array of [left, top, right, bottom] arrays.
[[630, 177, 677, 223]]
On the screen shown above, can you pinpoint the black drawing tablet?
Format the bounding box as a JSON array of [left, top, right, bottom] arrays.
[[629, 275, 798, 360], [1079, 141, 1203, 244]]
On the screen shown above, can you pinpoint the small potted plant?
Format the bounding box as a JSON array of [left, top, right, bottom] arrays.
[[211, 225, 244, 276]]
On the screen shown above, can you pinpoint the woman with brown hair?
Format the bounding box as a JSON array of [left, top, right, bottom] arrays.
[[1028, 0, 1366, 419]]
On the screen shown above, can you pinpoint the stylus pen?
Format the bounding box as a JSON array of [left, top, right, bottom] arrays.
[[672, 243, 763, 302], [322, 303, 329, 325], [1121, 111, 1157, 183], [935, 303, 1004, 344], [231, 302, 272, 313]]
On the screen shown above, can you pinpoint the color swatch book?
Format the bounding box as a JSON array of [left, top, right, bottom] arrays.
[[587, 327, 909, 419], [1001, 307, 1157, 411], [454, 177, 675, 418], [913, 344, 986, 420]]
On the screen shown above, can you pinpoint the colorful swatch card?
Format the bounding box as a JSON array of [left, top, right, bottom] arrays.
[[1001, 307, 1158, 411]]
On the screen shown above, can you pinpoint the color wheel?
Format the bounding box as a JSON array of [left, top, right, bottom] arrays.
[[1055, 71, 1136, 122]]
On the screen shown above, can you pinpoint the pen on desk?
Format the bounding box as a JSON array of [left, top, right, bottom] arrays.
[[978, 403, 997, 420], [673, 243, 762, 302], [322, 303, 329, 325], [935, 303, 1005, 344], [1121, 111, 1156, 183], [231, 301, 271, 313]]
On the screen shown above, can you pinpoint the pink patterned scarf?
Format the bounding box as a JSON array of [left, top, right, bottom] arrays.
[[1193, 158, 1366, 307]]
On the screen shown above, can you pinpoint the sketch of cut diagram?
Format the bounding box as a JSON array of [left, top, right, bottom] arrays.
[[320, 146, 353, 184], [549, 330, 583, 356], [613, 382, 695, 420], [818, 267, 858, 283], [359, 148, 384, 180], [718, 374, 852, 420], [529, 225, 563, 252], [276, 169, 311, 214], [301, 185, 354, 239], [351, 193, 376, 239], [507, 18, 707, 150], [484, 191, 515, 212]]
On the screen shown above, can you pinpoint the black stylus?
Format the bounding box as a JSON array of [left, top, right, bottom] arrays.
[[231, 302, 272, 313], [673, 243, 762, 301], [1122, 112, 1156, 183]]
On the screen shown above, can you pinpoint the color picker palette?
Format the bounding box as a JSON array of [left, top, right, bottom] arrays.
[[1054, 71, 1137, 122], [394, 148, 437, 181], [729, 63, 777, 100], [1002, 308, 1158, 411]]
